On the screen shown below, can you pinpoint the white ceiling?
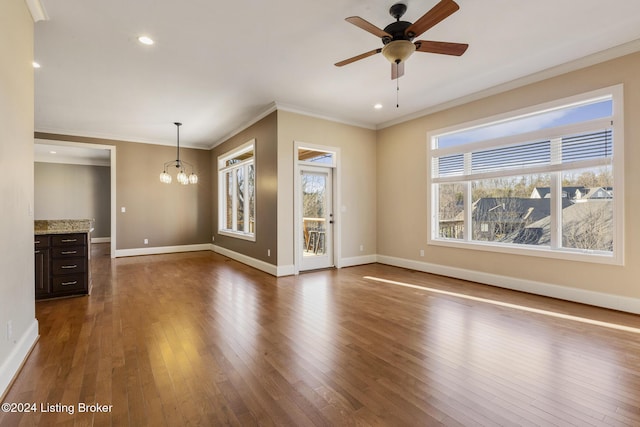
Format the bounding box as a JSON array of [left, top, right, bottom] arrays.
[[34, 141, 111, 166], [34, 0, 640, 150]]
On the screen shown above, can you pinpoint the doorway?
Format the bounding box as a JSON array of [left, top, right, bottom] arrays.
[[299, 166, 333, 271], [34, 139, 117, 258], [295, 144, 338, 272]]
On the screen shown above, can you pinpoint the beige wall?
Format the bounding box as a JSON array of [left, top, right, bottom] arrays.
[[34, 133, 212, 250], [277, 110, 377, 269], [211, 112, 278, 264], [34, 163, 111, 237], [377, 52, 640, 305], [0, 0, 37, 397]]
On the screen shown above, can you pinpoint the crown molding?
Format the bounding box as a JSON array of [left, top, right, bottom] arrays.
[[24, 0, 48, 22], [208, 101, 376, 149], [34, 128, 211, 150], [274, 102, 376, 131], [208, 102, 278, 149], [378, 38, 640, 130]]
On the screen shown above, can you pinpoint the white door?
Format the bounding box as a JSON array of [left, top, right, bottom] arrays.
[[299, 166, 333, 271]]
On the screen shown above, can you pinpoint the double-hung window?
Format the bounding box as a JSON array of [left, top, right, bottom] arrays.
[[428, 85, 624, 264], [218, 140, 256, 241]]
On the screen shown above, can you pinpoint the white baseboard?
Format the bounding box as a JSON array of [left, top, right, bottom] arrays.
[[376, 255, 640, 315], [212, 245, 284, 276], [210, 248, 375, 276], [0, 319, 39, 400], [276, 264, 295, 276], [115, 243, 213, 258], [340, 255, 377, 268], [91, 237, 110, 244]]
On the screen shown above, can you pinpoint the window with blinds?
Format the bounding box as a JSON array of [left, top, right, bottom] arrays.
[[427, 86, 624, 265]]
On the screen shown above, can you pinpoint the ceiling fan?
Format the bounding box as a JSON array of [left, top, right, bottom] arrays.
[[335, 0, 468, 79]]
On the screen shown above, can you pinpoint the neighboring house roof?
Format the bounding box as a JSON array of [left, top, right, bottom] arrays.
[[506, 200, 613, 248], [530, 186, 589, 199], [472, 197, 572, 224], [583, 187, 613, 199]]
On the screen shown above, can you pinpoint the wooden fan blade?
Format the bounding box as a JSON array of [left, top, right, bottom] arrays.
[[405, 0, 460, 39], [391, 61, 405, 80], [415, 40, 468, 56], [345, 16, 391, 39], [335, 48, 382, 67]]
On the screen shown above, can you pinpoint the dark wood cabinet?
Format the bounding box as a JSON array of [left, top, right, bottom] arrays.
[[34, 236, 51, 298], [35, 233, 90, 300]]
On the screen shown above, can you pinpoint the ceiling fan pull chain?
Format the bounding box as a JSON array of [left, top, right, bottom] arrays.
[[396, 65, 400, 108]]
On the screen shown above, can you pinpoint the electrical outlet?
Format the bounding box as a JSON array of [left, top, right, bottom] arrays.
[[121, 207, 126, 213], [420, 249, 425, 257], [144, 239, 148, 245], [360, 244, 364, 252], [267, 249, 271, 257]]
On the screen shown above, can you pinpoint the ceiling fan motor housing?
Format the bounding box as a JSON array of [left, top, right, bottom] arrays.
[[382, 21, 413, 44]]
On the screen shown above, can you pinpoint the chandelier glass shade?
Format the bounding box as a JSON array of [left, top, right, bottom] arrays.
[[160, 122, 198, 185]]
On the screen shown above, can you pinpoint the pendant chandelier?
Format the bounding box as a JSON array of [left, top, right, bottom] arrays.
[[159, 122, 198, 185]]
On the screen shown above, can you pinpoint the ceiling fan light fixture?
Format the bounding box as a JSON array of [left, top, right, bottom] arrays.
[[381, 40, 415, 64]]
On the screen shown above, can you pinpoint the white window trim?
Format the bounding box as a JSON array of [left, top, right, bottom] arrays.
[[427, 85, 624, 266], [218, 139, 256, 242], [297, 144, 337, 167]]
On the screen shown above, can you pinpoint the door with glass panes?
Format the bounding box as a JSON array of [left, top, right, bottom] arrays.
[[299, 166, 333, 271]]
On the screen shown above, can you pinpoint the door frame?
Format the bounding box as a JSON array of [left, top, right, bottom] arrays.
[[35, 138, 117, 258], [293, 141, 341, 274]]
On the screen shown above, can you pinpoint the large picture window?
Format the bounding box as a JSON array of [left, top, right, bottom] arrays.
[[218, 140, 255, 241], [428, 86, 624, 264]]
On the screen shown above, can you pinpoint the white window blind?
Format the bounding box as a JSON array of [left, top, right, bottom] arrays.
[[432, 118, 613, 183]]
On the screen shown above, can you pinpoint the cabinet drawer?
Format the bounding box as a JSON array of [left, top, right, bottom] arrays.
[[51, 246, 87, 258], [52, 274, 86, 293], [52, 258, 86, 275], [35, 235, 50, 249], [52, 233, 86, 247]]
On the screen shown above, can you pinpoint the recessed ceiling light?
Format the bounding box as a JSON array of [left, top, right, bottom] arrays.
[[49, 151, 56, 154], [137, 36, 154, 45], [32, 61, 41, 68], [374, 103, 383, 110]]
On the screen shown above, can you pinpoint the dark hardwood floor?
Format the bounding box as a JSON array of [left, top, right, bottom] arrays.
[[2, 243, 640, 426]]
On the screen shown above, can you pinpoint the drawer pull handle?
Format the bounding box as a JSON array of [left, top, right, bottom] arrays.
[[61, 250, 77, 255], [61, 281, 78, 286], [35, 250, 40, 254], [61, 264, 78, 269], [61, 239, 77, 243], [35, 240, 40, 244]]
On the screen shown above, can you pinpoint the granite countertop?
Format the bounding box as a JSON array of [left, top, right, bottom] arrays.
[[34, 219, 94, 235]]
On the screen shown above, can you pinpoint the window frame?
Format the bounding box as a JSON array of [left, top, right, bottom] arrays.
[[427, 85, 624, 265], [218, 139, 256, 241]]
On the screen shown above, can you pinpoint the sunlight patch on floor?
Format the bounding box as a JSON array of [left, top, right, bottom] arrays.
[[363, 276, 640, 334]]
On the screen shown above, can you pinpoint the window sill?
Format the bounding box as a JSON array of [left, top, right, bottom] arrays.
[[218, 230, 256, 242], [428, 237, 622, 266]]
